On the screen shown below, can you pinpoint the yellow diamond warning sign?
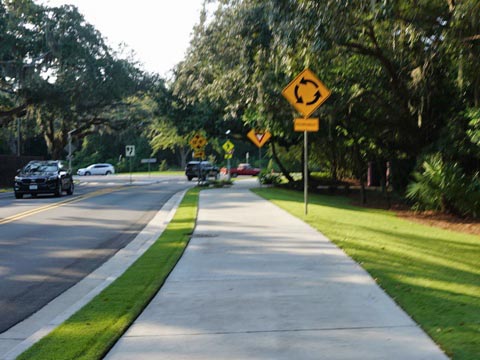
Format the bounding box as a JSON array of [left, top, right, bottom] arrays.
[[222, 140, 235, 153], [189, 133, 207, 150], [282, 69, 331, 118]]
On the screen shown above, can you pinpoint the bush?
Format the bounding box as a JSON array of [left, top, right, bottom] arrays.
[[259, 169, 282, 185], [212, 179, 233, 187], [406, 153, 480, 217]]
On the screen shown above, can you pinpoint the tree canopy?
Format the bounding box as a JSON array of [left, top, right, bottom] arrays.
[[2, 0, 479, 214], [1, 0, 155, 158]]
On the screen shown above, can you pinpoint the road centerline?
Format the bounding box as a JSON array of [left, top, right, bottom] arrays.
[[0, 187, 128, 225]]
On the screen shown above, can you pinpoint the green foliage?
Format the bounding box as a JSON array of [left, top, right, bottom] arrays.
[[258, 169, 282, 185], [1, 0, 154, 159], [406, 154, 480, 217], [158, 159, 168, 171], [466, 108, 480, 147], [211, 179, 233, 188], [2, 0, 480, 215]]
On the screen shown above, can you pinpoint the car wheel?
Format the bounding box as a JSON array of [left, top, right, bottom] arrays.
[[66, 181, 74, 195], [31, 193, 37, 198], [85, 171, 91, 176], [54, 182, 62, 197], [187, 176, 193, 181], [105, 171, 111, 175], [232, 173, 238, 178], [15, 192, 23, 199]]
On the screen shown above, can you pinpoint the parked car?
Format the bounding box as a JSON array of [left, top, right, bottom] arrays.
[[77, 163, 115, 176], [14, 160, 74, 199], [220, 163, 261, 177], [185, 161, 219, 181]]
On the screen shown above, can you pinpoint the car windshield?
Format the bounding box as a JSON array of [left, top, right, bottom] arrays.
[[23, 162, 58, 173]]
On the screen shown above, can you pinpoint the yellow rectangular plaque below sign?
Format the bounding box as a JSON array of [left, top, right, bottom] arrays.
[[294, 118, 319, 132], [194, 150, 205, 159]]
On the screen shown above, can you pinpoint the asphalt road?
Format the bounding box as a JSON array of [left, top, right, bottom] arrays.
[[0, 175, 191, 333]]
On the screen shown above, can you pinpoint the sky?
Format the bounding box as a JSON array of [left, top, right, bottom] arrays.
[[36, 0, 205, 77]]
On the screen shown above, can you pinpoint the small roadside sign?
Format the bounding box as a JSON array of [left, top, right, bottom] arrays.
[[194, 150, 205, 159], [189, 133, 207, 150], [125, 145, 135, 157], [294, 118, 319, 132], [141, 158, 157, 164], [222, 140, 235, 153], [247, 129, 271, 148], [224, 153, 233, 159], [282, 68, 331, 118]]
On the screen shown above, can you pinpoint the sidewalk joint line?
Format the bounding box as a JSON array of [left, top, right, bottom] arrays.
[[123, 325, 417, 338]]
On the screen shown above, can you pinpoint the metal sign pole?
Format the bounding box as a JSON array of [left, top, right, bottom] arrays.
[[197, 155, 200, 185], [304, 130, 308, 215], [227, 157, 231, 180], [129, 156, 132, 184], [259, 147, 262, 168]]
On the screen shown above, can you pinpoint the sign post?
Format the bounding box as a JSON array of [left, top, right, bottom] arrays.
[[247, 129, 271, 170], [189, 133, 208, 184], [222, 139, 235, 180], [125, 145, 135, 184], [282, 69, 331, 215], [304, 130, 308, 215], [141, 158, 157, 177]]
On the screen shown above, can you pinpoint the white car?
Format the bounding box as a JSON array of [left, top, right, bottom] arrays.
[[77, 163, 115, 176]]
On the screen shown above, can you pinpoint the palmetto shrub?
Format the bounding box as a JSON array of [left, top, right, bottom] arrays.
[[406, 153, 480, 218]]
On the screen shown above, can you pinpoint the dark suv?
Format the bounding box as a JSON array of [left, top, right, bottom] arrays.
[[14, 160, 74, 199], [185, 161, 219, 181]]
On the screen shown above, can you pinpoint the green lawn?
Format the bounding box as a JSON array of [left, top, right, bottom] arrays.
[[252, 187, 479, 360], [18, 187, 199, 360]]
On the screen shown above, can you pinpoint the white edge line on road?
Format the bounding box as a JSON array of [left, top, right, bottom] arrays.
[[0, 189, 188, 360]]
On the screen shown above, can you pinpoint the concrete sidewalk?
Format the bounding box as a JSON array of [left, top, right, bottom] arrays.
[[105, 179, 447, 360]]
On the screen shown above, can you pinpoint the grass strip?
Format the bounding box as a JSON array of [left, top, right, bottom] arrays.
[[18, 187, 200, 360], [252, 187, 479, 360]]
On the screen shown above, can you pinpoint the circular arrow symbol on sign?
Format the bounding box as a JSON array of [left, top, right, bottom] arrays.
[[294, 77, 321, 105]]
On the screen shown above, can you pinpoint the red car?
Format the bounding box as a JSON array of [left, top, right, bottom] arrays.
[[220, 163, 261, 177]]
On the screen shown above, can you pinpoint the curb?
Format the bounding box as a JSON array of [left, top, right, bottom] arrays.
[[0, 189, 187, 360]]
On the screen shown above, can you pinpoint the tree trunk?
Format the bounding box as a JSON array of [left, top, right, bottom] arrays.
[[270, 141, 294, 183], [360, 177, 366, 205], [475, 76, 480, 108], [376, 159, 391, 209], [354, 143, 367, 205], [178, 145, 189, 168]]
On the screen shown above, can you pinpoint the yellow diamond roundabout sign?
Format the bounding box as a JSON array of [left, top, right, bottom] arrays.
[[282, 68, 331, 118]]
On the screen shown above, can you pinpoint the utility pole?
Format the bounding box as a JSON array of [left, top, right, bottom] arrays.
[[68, 129, 77, 172], [16, 118, 20, 156]]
